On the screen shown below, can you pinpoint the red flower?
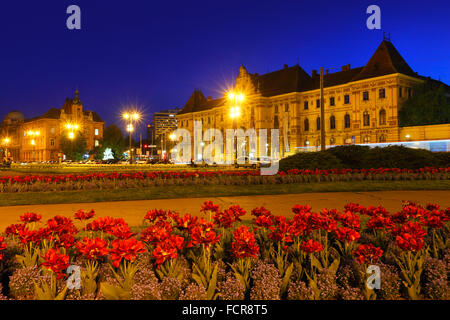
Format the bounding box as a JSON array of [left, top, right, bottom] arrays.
[[300, 239, 324, 253], [0, 237, 7, 261], [20, 212, 42, 224], [144, 209, 167, 223], [75, 237, 109, 260], [74, 209, 95, 221], [152, 234, 185, 266], [268, 217, 296, 243], [213, 205, 245, 228], [253, 215, 274, 229], [353, 243, 383, 264], [140, 222, 173, 244], [336, 211, 360, 230], [292, 205, 312, 214], [172, 213, 198, 231], [232, 226, 259, 259], [46, 215, 78, 237], [4, 223, 26, 237], [200, 201, 220, 214], [251, 207, 272, 217], [335, 227, 361, 242], [394, 221, 427, 252], [109, 238, 146, 268], [188, 219, 221, 249], [40, 248, 70, 279], [344, 203, 366, 215], [367, 216, 394, 230]]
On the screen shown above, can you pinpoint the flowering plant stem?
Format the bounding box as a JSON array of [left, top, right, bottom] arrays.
[[394, 249, 427, 300]]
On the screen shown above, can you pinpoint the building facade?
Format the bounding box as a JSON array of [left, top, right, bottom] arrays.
[[0, 90, 104, 162], [176, 40, 450, 160]]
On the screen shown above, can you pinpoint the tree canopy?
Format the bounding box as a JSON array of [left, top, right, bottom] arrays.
[[399, 80, 450, 127], [93, 124, 127, 160], [59, 132, 88, 160]]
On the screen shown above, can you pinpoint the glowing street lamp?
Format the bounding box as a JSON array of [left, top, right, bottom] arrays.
[[122, 110, 141, 163], [2, 137, 10, 162], [227, 91, 245, 162]]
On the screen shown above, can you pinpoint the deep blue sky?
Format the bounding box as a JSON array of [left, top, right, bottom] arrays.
[[1, 0, 449, 135]]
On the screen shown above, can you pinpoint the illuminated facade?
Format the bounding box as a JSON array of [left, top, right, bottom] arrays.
[[176, 40, 450, 159], [0, 90, 104, 162]]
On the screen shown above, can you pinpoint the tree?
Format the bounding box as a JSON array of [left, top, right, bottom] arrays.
[[60, 132, 88, 161], [94, 124, 127, 160], [399, 80, 450, 127]]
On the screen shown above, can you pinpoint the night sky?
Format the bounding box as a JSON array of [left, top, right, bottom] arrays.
[[1, 0, 449, 135]]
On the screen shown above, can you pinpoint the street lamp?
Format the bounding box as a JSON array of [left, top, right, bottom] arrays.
[[123, 111, 140, 164], [2, 137, 10, 163], [227, 91, 245, 163], [27, 130, 40, 161]]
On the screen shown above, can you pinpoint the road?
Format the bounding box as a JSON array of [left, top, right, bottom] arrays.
[[0, 190, 449, 230]]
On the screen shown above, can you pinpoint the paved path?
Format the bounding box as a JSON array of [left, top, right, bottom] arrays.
[[0, 190, 449, 230]]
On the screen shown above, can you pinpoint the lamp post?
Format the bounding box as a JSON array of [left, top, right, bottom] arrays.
[[65, 123, 79, 160], [2, 137, 10, 163], [28, 130, 40, 162], [123, 112, 140, 164], [227, 92, 244, 163]]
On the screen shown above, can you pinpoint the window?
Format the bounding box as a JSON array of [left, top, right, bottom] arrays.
[[363, 91, 369, 101], [330, 116, 336, 129], [274, 116, 279, 129], [274, 105, 279, 113], [363, 135, 370, 143], [330, 97, 335, 106], [316, 99, 320, 108], [50, 127, 55, 135], [95, 128, 99, 136], [304, 101, 309, 110], [304, 118, 309, 131], [363, 111, 370, 127], [379, 134, 386, 143], [50, 139, 55, 146], [285, 103, 289, 112], [408, 88, 412, 97], [344, 94, 350, 104], [95, 140, 99, 147], [399, 86, 403, 98], [379, 109, 386, 125], [316, 117, 321, 131], [379, 88, 386, 99], [330, 137, 335, 145], [344, 114, 351, 128]]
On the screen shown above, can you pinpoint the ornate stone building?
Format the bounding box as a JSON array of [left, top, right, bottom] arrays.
[[176, 40, 450, 159], [0, 90, 104, 162]]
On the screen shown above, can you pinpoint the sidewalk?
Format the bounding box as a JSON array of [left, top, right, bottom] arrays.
[[0, 190, 449, 230]]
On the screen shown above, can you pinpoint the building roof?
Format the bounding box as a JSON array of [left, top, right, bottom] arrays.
[[257, 65, 313, 96], [352, 40, 416, 81], [178, 40, 446, 115]]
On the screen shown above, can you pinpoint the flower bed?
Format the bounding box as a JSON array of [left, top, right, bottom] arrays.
[[0, 201, 448, 300], [0, 167, 448, 193]]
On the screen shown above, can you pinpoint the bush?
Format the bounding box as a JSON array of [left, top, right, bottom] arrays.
[[279, 145, 447, 171], [279, 151, 342, 171]]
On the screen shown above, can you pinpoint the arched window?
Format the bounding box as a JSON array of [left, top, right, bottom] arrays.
[[316, 117, 321, 131], [379, 134, 386, 143], [363, 135, 370, 143], [363, 111, 370, 127], [304, 118, 309, 132], [330, 116, 336, 129], [344, 114, 351, 128], [379, 109, 386, 125], [330, 136, 335, 145]]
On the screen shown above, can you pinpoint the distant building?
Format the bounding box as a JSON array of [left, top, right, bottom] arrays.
[[0, 90, 104, 162], [177, 40, 450, 160], [153, 108, 182, 138]]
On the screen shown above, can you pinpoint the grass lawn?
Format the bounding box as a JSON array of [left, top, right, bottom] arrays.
[[0, 179, 449, 206]]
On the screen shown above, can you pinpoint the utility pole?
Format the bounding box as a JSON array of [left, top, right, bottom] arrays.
[[320, 67, 326, 151]]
